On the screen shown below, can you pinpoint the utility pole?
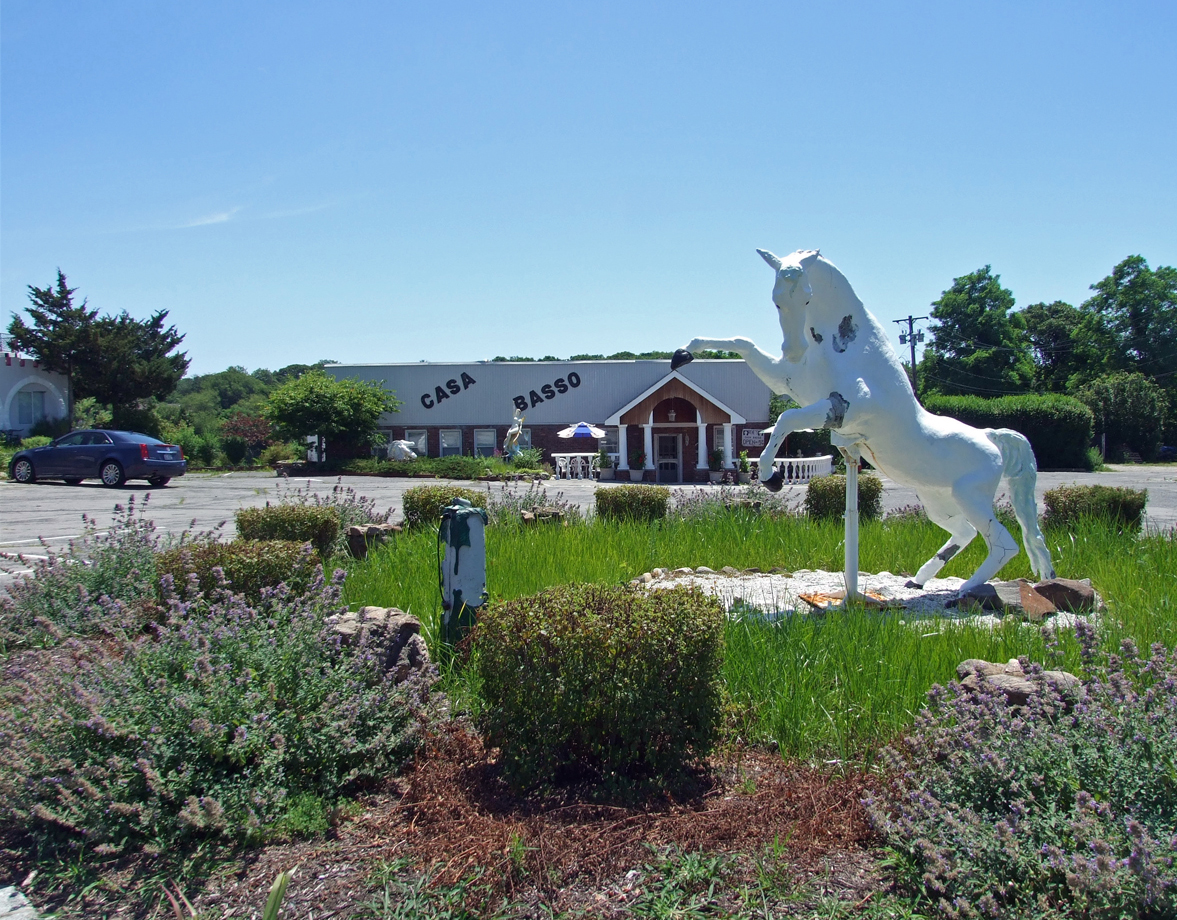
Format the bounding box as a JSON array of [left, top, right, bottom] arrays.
[[892, 315, 928, 395]]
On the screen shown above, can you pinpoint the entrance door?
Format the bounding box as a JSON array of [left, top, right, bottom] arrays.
[[656, 434, 681, 484]]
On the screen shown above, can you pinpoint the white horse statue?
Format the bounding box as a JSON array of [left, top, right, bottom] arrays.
[[674, 248, 1054, 594], [389, 439, 418, 461]]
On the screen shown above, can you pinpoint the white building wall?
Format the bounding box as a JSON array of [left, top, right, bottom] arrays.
[[0, 336, 69, 437]]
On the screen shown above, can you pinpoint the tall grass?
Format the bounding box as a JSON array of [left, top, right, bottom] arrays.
[[342, 513, 1175, 762]]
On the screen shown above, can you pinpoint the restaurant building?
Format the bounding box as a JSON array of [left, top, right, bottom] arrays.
[[325, 359, 775, 483]]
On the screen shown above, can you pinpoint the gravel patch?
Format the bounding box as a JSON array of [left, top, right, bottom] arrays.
[[646, 568, 1088, 629]]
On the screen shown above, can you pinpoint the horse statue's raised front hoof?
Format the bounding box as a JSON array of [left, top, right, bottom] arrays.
[[670, 348, 694, 371], [904, 580, 923, 589], [762, 469, 785, 492]]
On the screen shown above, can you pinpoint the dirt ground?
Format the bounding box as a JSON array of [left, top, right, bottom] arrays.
[[12, 723, 883, 919]]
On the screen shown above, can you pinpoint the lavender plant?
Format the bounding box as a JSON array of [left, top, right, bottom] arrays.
[[868, 622, 1177, 918], [670, 483, 800, 522], [273, 477, 393, 553], [0, 569, 429, 857], [482, 480, 584, 526], [0, 496, 164, 646]]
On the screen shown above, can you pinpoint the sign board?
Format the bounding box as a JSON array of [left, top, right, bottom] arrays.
[[741, 428, 766, 447]]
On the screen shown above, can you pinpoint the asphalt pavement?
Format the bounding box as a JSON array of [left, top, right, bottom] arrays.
[[2, 465, 1175, 588]]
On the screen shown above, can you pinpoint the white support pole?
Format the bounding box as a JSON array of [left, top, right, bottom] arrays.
[[840, 444, 861, 600], [722, 422, 734, 468], [618, 424, 629, 470], [642, 420, 654, 469], [696, 415, 707, 471]]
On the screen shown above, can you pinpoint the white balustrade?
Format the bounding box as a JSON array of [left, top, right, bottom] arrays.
[[749, 454, 833, 484]]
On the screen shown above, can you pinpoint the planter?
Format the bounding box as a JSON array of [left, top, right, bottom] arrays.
[[629, 469, 645, 482], [738, 472, 751, 484], [708, 470, 723, 483], [598, 468, 615, 481]]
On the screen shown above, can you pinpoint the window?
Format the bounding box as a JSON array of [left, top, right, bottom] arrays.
[[16, 389, 45, 427], [518, 428, 532, 450], [405, 429, 428, 456], [601, 427, 618, 455], [474, 429, 497, 457], [713, 426, 726, 454], [373, 429, 394, 457], [439, 429, 462, 457]]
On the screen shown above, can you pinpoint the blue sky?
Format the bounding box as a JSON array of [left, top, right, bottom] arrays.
[[3, 1, 1174, 376]]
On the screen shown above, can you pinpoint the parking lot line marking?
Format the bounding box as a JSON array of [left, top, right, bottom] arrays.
[[0, 533, 105, 546]]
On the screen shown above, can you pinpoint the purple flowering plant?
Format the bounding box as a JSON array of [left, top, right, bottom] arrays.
[[0, 495, 167, 646], [0, 566, 430, 858], [867, 621, 1177, 918]]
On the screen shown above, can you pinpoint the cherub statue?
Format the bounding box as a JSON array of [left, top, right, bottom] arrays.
[[503, 408, 525, 459]]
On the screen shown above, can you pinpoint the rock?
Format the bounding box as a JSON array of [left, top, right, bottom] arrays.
[[720, 566, 740, 576], [744, 567, 762, 574], [346, 523, 402, 560], [769, 567, 792, 576], [639, 572, 654, 584], [651, 568, 666, 578], [957, 659, 1007, 680], [674, 567, 694, 576], [956, 581, 1057, 621], [956, 657, 1081, 707], [327, 607, 431, 684], [1017, 579, 1056, 622], [0, 887, 39, 920], [695, 566, 715, 575], [521, 506, 564, 525], [1033, 577, 1100, 612]]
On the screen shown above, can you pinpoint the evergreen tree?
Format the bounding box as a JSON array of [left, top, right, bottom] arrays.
[[6, 271, 98, 427]]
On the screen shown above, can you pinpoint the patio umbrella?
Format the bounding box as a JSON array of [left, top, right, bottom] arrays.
[[557, 422, 607, 439]]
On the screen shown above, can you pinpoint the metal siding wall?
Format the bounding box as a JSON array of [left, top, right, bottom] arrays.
[[327, 360, 773, 427]]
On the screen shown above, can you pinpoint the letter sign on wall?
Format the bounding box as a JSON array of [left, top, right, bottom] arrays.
[[741, 428, 766, 447], [421, 372, 477, 409], [513, 372, 580, 411]]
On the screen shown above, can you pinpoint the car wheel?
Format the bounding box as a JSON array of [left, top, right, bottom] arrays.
[[100, 460, 126, 487], [12, 459, 35, 483], [148, 476, 171, 487], [64, 478, 83, 485]]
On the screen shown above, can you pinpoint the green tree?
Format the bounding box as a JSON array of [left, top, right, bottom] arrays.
[[6, 271, 98, 428], [919, 266, 1035, 397], [77, 310, 190, 430], [1073, 371, 1168, 462], [1082, 255, 1177, 386], [1020, 300, 1113, 392], [264, 370, 401, 463]]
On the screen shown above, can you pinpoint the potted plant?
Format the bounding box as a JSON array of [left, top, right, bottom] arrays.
[[708, 447, 725, 483], [628, 447, 646, 481], [596, 448, 614, 480], [738, 450, 751, 484]]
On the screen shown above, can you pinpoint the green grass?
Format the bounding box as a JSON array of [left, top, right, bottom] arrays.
[[342, 513, 1176, 763]]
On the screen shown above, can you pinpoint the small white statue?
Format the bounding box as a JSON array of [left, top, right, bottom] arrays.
[[674, 249, 1055, 594], [389, 439, 418, 461], [503, 408, 525, 459]]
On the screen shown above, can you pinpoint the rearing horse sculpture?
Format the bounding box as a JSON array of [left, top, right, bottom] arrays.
[[674, 249, 1054, 594]]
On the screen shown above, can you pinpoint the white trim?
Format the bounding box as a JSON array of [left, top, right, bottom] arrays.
[[602, 370, 746, 426]]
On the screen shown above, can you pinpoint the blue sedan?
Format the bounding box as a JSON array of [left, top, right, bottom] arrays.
[[8, 429, 187, 487]]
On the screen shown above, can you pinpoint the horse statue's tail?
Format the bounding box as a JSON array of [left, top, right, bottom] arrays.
[[985, 428, 1055, 580]]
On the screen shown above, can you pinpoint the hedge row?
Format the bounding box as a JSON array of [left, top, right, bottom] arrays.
[[595, 485, 670, 522], [921, 393, 1095, 470], [402, 485, 487, 529], [804, 473, 884, 520], [1042, 485, 1148, 532], [235, 505, 340, 557], [157, 540, 318, 602]]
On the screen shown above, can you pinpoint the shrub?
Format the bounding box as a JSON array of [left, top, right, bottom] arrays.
[[271, 478, 392, 554], [476, 584, 725, 789], [0, 571, 428, 857], [19, 435, 52, 449], [867, 625, 1177, 918], [804, 473, 883, 520], [1042, 484, 1148, 532], [922, 393, 1095, 470], [0, 498, 161, 646], [511, 447, 543, 470], [402, 485, 487, 529], [156, 540, 318, 602], [222, 435, 248, 465], [483, 481, 585, 527], [235, 504, 340, 557], [259, 441, 302, 466], [1073, 371, 1169, 462], [595, 484, 670, 522]]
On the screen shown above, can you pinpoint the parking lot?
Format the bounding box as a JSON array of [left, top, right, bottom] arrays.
[[3, 466, 1175, 588]]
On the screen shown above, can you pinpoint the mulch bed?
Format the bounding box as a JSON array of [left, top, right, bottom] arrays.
[[6, 721, 882, 919]]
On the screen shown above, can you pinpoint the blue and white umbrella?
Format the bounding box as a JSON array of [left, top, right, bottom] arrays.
[[557, 421, 607, 439]]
